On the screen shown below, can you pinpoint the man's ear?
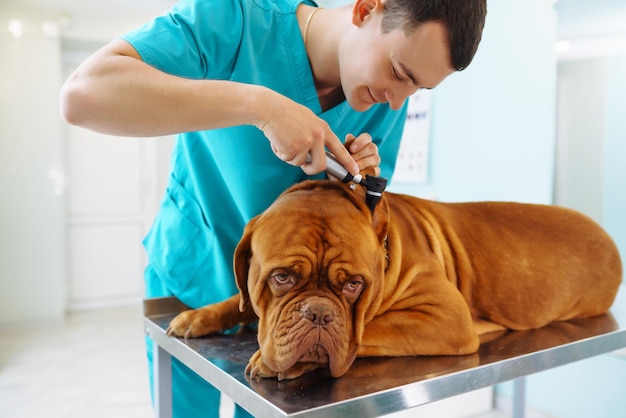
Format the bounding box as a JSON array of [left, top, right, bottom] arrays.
[[233, 215, 260, 312], [351, 0, 383, 26]]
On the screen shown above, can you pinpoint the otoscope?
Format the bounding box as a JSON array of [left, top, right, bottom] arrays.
[[313, 152, 388, 214]]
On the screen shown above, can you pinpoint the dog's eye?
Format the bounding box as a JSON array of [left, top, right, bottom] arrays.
[[347, 280, 361, 290], [269, 270, 295, 289], [268, 270, 296, 296], [343, 277, 364, 301], [272, 273, 291, 284]]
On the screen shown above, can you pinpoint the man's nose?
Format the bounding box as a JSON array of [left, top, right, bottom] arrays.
[[385, 88, 413, 110]]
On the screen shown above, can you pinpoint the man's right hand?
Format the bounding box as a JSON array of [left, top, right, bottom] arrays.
[[255, 92, 358, 176]]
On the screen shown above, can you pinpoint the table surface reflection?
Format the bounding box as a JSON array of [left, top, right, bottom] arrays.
[[145, 287, 626, 418]]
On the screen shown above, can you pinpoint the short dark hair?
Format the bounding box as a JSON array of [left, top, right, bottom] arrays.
[[381, 0, 487, 71]]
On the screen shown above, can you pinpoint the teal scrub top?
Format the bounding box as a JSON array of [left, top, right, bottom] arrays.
[[122, 0, 408, 308]]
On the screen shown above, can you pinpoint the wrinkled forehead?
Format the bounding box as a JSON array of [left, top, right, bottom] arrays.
[[262, 187, 364, 224], [249, 192, 380, 270], [252, 202, 364, 251]]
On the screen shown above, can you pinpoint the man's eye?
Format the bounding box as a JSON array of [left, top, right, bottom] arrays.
[[392, 67, 403, 81]]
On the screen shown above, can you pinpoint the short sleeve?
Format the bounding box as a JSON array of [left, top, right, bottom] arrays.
[[120, 0, 245, 80]]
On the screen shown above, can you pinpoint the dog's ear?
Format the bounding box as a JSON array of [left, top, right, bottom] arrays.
[[351, 238, 387, 347], [352, 191, 389, 346], [233, 215, 260, 312], [371, 194, 390, 246]]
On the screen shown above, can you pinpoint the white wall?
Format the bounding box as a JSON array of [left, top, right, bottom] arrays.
[[391, 0, 558, 204], [554, 58, 607, 223], [0, 1, 173, 325], [0, 7, 66, 325], [603, 53, 626, 264]]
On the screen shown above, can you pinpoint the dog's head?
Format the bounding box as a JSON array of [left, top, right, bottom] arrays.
[[234, 180, 390, 377]]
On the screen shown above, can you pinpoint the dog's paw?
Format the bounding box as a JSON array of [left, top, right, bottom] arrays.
[[245, 350, 278, 380], [276, 362, 322, 380], [245, 350, 321, 381], [166, 308, 224, 339]]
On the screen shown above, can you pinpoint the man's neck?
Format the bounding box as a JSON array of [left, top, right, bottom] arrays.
[[298, 5, 350, 110]]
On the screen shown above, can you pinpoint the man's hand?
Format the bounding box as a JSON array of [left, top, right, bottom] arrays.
[[345, 133, 381, 176], [323, 133, 381, 182], [256, 92, 358, 176]]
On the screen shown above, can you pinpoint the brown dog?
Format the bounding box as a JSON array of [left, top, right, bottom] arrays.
[[167, 179, 622, 380]]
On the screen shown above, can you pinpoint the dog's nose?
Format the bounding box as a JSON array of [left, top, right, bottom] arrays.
[[302, 303, 335, 326]]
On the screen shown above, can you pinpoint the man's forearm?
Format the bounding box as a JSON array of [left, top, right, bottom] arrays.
[[60, 39, 269, 137]]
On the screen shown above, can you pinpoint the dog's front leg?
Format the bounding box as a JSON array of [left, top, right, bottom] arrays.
[[167, 294, 257, 338], [359, 281, 479, 357]]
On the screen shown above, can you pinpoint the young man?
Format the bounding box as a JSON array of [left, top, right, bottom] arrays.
[[60, 0, 486, 416]]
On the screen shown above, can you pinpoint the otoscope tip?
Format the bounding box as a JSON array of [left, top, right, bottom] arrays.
[[362, 175, 388, 214]]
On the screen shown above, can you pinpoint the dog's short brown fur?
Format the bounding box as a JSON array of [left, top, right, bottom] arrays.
[[167, 180, 622, 380]]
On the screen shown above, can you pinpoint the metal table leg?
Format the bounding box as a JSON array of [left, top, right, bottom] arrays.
[[512, 377, 526, 418], [154, 341, 173, 418]]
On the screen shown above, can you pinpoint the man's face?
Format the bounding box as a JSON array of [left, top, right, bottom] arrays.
[[339, 4, 455, 111]]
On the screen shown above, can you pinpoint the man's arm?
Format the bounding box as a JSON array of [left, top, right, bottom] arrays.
[[59, 39, 358, 175]]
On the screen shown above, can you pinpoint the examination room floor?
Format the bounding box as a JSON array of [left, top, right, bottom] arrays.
[[0, 306, 511, 418]]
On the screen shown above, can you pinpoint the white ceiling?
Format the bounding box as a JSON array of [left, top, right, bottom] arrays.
[[4, 0, 626, 39], [3, 0, 176, 29], [11, 0, 176, 17]]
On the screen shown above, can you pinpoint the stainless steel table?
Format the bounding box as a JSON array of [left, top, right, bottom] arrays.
[[144, 287, 626, 418]]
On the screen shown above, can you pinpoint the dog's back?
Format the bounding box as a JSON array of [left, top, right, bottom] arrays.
[[386, 193, 623, 331]]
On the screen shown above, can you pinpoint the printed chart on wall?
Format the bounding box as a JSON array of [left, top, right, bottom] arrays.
[[393, 90, 432, 183]]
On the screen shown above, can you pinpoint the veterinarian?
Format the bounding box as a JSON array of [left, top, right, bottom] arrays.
[[60, 0, 486, 416]]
